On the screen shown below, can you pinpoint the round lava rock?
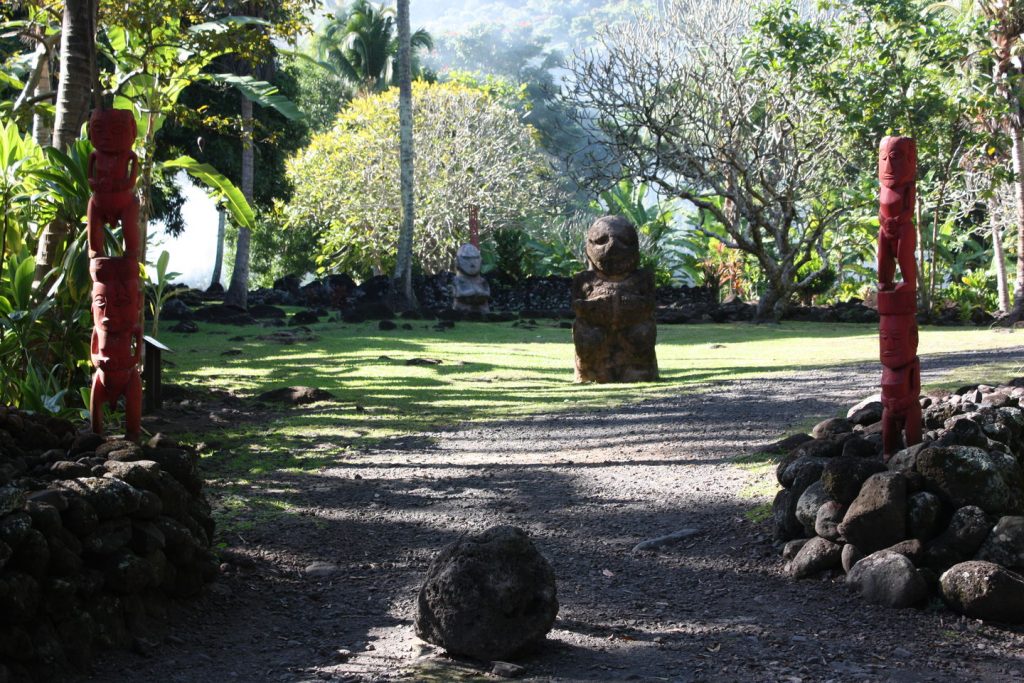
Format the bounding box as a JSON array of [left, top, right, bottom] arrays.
[[415, 525, 558, 660]]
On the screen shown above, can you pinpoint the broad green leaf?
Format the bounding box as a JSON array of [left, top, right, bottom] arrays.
[[13, 255, 34, 310], [189, 16, 272, 34], [210, 73, 305, 121], [156, 250, 170, 280], [162, 156, 255, 229]]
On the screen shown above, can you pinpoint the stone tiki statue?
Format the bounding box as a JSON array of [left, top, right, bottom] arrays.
[[452, 243, 491, 314], [90, 257, 143, 442], [87, 108, 140, 259], [87, 108, 143, 442], [572, 216, 658, 383], [876, 135, 921, 460]]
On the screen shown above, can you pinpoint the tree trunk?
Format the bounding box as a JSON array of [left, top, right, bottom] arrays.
[[989, 197, 1011, 314], [34, 0, 97, 282], [389, 0, 417, 313], [225, 94, 254, 310], [32, 57, 52, 147], [209, 207, 226, 291], [755, 280, 788, 322], [1010, 110, 1024, 321]]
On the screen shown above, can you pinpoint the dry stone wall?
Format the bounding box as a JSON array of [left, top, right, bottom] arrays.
[[0, 408, 216, 681]]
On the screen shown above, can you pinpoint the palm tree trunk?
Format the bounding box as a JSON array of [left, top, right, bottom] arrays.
[[209, 207, 226, 291], [1011, 112, 1024, 321], [225, 93, 254, 310], [389, 0, 417, 312], [987, 198, 1011, 313], [34, 0, 97, 282], [32, 57, 52, 147]]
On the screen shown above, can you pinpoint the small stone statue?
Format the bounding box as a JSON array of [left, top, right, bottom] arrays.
[[572, 215, 658, 383], [452, 243, 490, 314], [877, 136, 916, 291], [87, 108, 140, 259], [89, 257, 143, 442]]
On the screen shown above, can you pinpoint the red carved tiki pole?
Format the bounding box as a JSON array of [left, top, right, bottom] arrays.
[[87, 108, 142, 442], [469, 204, 480, 248], [877, 136, 921, 460], [87, 108, 140, 259]]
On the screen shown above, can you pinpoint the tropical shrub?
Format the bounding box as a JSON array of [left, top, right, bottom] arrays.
[[284, 81, 557, 277]]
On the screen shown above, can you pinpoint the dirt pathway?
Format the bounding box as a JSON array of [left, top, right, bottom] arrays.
[[88, 349, 1024, 682]]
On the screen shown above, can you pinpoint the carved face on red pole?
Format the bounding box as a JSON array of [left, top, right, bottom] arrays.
[[90, 257, 140, 336], [878, 136, 916, 189], [879, 313, 917, 369], [586, 216, 640, 277], [88, 109, 137, 154], [92, 280, 139, 335]]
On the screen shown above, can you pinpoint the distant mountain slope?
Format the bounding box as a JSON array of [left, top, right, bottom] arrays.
[[319, 1, 647, 48]]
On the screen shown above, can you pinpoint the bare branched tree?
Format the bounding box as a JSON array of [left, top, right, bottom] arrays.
[[561, 0, 848, 320]]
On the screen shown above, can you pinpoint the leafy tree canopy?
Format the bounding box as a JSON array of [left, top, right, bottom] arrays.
[[284, 80, 558, 277]]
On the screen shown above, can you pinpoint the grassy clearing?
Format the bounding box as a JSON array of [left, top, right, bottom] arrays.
[[165, 319, 1024, 444], [157, 318, 1022, 535]]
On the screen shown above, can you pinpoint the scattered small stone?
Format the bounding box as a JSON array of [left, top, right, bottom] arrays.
[[492, 661, 526, 678], [406, 358, 443, 366], [256, 386, 334, 405], [304, 561, 341, 578], [631, 527, 701, 553]]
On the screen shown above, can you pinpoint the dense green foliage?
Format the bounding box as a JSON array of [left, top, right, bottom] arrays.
[[283, 80, 556, 277]]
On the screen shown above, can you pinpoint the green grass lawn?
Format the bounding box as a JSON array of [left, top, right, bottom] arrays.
[[155, 317, 1023, 535], [159, 318, 1024, 463]]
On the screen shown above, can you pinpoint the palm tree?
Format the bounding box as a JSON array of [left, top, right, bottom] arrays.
[[315, 0, 433, 95], [34, 0, 98, 282], [390, 0, 416, 311]]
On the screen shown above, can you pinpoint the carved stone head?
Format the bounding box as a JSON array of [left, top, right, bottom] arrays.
[[90, 257, 139, 335], [88, 108, 137, 154], [586, 215, 639, 277], [878, 136, 916, 189], [456, 243, 482, 276]]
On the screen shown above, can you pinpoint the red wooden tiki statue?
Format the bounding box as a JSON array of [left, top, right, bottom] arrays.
[[877, 136, 916, 291], [877, 135, 921, 460], [87, 108, 143, 442], [90, 257, 143, 442], [87, 108, 140, 259]]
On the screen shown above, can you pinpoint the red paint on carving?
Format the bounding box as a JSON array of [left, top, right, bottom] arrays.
[[877, 137, 921, 460]]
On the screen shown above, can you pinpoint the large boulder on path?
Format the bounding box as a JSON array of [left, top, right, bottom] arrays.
[[415, 526, 558, 660], [837, 472, 907, 553], [915, 446, 1024, 514], [940, 561, 1024, 623], [976, 516, 1024, 570], [847, 551, 928, 608]]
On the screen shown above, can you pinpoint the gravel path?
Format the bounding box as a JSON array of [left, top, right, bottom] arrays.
[[87, 348, 1024, 682]]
